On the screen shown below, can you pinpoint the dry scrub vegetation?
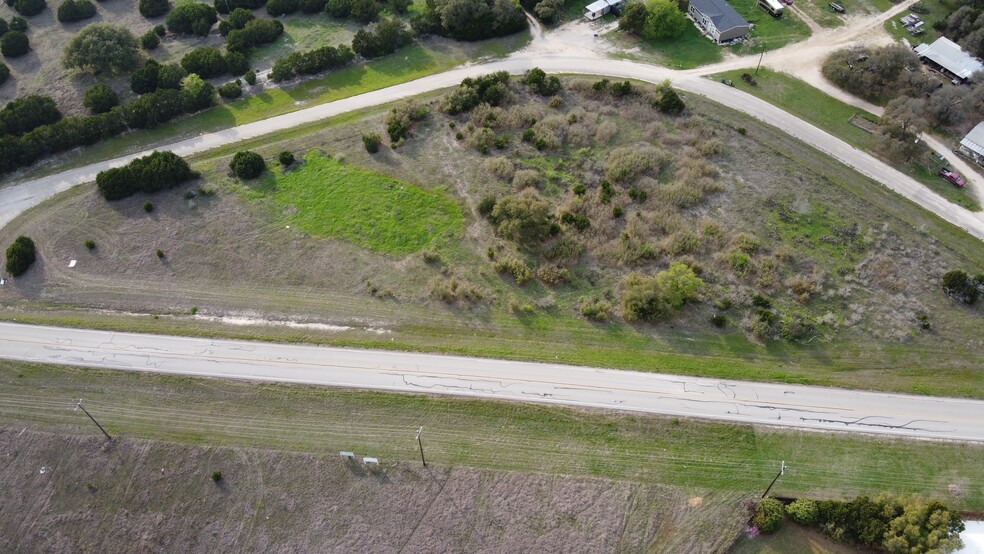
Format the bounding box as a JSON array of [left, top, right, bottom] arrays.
[[2, 75, 983, 378]]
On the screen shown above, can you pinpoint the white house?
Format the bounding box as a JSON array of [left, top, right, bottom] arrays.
[[688, 0, 750, 44], [960, 122, 984, 165], [584, 0, 624, 20]]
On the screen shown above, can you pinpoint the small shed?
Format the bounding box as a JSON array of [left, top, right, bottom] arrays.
[[914, 37, 984, 82], [960, 122, 984, 165], [585, 0, 624, 20], [688, 0, 750, 44]]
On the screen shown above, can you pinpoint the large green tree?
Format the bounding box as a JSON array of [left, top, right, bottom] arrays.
[[643, 0, 687, 39], [63, 24, 140, 75]]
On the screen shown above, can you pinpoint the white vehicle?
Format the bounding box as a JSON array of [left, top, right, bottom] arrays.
[[759, 0, 784, 17]]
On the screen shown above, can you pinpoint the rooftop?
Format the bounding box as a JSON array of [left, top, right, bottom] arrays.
[[689, 0, 749, 33], [961, 121, 984, 156], [914, 37, 983, 80]]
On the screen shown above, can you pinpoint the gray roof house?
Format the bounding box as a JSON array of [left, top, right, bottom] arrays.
[[914, 37, 983, 81], [960, 122, 984, 165], [688, 0, 750, 44]]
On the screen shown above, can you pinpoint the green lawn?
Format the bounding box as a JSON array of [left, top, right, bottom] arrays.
[[607, 26, 725, 69], [800, 0, 894, 29], [711, 68, 982, 211], [2, 360, 982, 510], [730, 522, 863, 553], [883, 0, 960, 42], [255, 153, 462, 255], [729, 0, 812, 54]]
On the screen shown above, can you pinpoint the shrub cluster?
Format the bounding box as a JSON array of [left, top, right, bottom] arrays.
[[352, 19, 412, 59], [488, 189, 554, 247], [0, 62, 9, 87], [226, 17, 283, 53], [411, 0, 525, 42], [11, 0, 46, 17], [621, 263, 703, 322], [131, 60, 187, 94], [752, 498, 784, 534], [362, 132, 381, 153], [1, 30, 30, 58], [96, 151, 197, 201], [5, 236, 36, 277], [219, 7, 253, 35], [57, 0, 96, 23], [83, 84, 119, 114], [0, 95, 61, 136], [181, 46, 246, 79], [942, 269, 981, 304], [805, 495, 963, 552], [141, 29, 160, 50], [385, 100, 427, 145], [213, 0, 265, 14], [63, 24, 141, 75], [523, 68, 561, 96], [166, 2, 217, 36], [440, 71, 510, 115], [217, 80, 242, 99], [229, 150, 265, 179], [139, 0, 170, 18], [0, 109, 126, 173], [270, 44, 354, 82]]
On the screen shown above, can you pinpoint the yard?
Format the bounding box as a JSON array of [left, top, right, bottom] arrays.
[[728, 0, 812, 54], [711, 68, 982, 211]]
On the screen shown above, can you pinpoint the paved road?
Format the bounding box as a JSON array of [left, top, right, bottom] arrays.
[[2, 322, 983, 442]]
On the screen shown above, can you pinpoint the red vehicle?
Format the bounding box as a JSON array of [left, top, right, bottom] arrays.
[[938, 168, 966, 188]]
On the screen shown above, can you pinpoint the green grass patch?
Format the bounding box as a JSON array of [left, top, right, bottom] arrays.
[[264, 153, 462, 255], [711, 68, 981, 211], [731, 522, 863, 553], [729, 0, 812, 54], [607, 26, 725, 69], [883, 0, 960, 42], [1, 359, 982, 510]]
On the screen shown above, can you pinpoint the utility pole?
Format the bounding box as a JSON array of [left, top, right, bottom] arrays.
[[761, 461, 785, 498], [415, 426, 426, 467], [755, 52, 765, 76], [75, 399, 113, 442]]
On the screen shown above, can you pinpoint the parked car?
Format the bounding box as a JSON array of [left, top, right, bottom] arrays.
[[939, 167, 966, 188]]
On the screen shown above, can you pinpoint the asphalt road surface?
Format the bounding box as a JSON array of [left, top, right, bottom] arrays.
[[2, 322, 983, 442]]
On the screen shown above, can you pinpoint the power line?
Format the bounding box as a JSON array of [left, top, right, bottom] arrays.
[[74, 399, 113, 442]]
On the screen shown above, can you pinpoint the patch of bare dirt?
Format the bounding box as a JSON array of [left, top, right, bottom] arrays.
[[0, 427, 746, 553]]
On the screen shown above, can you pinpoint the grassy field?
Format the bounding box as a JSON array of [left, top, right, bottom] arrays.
[[608, 26, 725, 69], [728, 0, 812, 54], [731, 522, 864, 553], [1, 360, 982, 511], [254, 153, 462, 255], [884, 0, 961, 42], [798, 0, 895, 29], [711, 68, 982, 211], [1, 427, 750, 552]]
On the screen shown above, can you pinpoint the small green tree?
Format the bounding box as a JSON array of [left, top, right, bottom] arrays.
[[752, 498, 784, 534], [83, 84, 119, 114], [63, 24, 140, 75], [654, 262, 703, 308], [139, 0, 170, 17], [278, 151, 295, 167], [618, 2, 647, 34], [12, 0, 46, 17], [942, 269, 979, 304], [656, 86, 685, 114], [643, 0, 687, 39], [362, 132, 381, 153], [5, 236, 37, 277], [140, 29, 160, 50], [0, 63, 8, 86], [1, 31, 30, 58], [229, 150, 265, 179], [785, 499, 819, 525]]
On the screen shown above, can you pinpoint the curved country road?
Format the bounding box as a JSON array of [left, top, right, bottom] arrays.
[[2, 53, 984, 239], [2, 322, 984, 442]]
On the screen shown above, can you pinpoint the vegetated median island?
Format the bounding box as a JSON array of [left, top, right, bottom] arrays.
[[3, 74, 984, 397]]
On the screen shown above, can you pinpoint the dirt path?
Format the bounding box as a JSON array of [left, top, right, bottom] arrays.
[[789, 4, 824, 34]]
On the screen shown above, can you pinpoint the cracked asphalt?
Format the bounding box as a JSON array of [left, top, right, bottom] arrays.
[[2, 322, 983, 442]]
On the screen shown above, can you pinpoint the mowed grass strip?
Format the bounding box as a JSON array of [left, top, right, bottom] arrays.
[[272, 154, 462, 254], [1, 360, 982, 510]]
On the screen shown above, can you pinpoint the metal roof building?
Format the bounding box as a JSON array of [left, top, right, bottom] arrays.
[[914, 37, 983, 81], [584, 0, 624, 20], [687, 0, 750, 44], [960, 121, 984, 164]]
